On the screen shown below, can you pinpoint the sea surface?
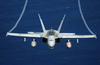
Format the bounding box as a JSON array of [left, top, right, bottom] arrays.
[[0, 0, 100, 65]]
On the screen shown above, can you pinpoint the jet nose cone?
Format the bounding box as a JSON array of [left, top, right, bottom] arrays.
[[50, 45, 53, 47]]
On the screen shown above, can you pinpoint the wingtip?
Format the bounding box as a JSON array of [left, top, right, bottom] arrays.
[[93, 34, 97, 39], [6, 32, 8, 36], [95, 35, 97, 39]]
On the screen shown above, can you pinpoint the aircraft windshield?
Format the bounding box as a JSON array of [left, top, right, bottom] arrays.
[[48, 29, 55, 35]]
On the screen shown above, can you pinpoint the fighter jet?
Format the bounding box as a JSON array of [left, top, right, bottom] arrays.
[[6, 14, 96, 49]]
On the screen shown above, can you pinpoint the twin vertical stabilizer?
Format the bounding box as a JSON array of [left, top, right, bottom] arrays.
[[38, 14, 66, 33], [38, 14, 46, 32], [58, 14, 66, 32]]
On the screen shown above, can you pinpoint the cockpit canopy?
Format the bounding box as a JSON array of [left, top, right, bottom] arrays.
[[47, 29, 55, 36]]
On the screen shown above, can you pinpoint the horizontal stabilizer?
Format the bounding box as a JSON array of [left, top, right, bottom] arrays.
[[59, 33, 75, 36], [27, 32, 43, 34]]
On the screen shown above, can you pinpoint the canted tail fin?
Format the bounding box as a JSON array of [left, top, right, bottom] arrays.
[[38, 14, 46, 32], [58, 14, 66, 32]]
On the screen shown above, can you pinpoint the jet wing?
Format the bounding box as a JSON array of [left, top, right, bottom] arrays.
[[6, 32, 43, 38], [59, 33, 97, 38]]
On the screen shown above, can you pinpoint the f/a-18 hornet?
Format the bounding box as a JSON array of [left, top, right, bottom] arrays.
[[6, 14, 96, 49]]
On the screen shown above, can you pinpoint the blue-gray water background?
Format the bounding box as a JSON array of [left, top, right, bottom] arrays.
[[0, 0, 100, 65]]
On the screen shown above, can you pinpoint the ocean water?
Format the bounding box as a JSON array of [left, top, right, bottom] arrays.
[[0, 0, 100, 65]]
